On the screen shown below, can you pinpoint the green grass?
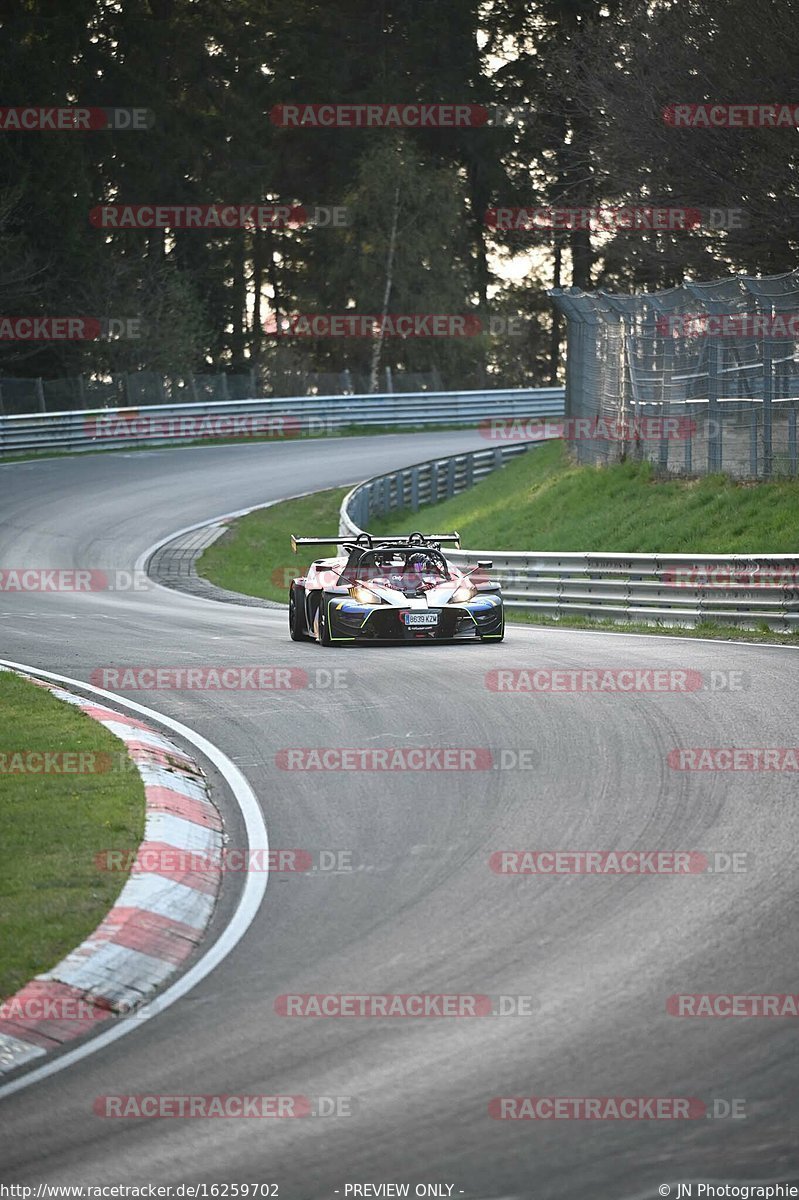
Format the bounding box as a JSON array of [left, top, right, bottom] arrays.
[[0, 671, 145, 998], [198, 485, 351, 602], [370, 439, 799, 553], [505, 610, 799, 646]]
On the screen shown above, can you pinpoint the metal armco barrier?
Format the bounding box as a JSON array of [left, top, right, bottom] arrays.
[[339, 444, 799, 631], [0, 387, 564, 455]]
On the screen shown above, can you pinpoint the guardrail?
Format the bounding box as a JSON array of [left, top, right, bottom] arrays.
[[339, 444, 799, 631], [0, 387, 564, 455]]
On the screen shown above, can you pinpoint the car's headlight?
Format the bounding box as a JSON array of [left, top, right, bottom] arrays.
[[451, 581, 476, 603], [350, 584, 381, 605]]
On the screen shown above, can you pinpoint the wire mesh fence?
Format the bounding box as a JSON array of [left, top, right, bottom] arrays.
[[0, 366, 446, 416], [550, 268, 799, 479]]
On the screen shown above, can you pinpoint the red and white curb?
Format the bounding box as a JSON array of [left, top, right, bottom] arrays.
[[0, 669, 224, 1076]]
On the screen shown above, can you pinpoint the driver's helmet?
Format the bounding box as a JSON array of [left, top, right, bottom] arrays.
[[408, 552, 429, 575]]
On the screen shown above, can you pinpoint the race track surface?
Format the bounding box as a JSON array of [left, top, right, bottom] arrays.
[[1, 434, 797, 1198]]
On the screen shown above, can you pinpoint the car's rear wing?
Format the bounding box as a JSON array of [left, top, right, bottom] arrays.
[[291, 533, 460, 553]]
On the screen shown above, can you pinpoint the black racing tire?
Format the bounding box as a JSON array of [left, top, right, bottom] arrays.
[[318, 595, 334, 646], [289, 583, 306, 641]]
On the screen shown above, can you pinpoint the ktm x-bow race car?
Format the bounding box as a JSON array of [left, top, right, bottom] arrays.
[[288, 532, 504, 645]]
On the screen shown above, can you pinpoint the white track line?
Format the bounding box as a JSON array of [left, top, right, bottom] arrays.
[[0, 659, 269, 1101]]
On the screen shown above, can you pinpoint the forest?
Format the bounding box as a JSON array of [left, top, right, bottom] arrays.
[[1, 0, 797, 393]]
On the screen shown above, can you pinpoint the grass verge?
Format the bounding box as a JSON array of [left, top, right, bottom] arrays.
[[370, 439, 799, 553], [0, 671, 146, 998], [197, 486, 351, 602]]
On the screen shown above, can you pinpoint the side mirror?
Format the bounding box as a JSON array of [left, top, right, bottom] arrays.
[[476, 559, 493, 569]]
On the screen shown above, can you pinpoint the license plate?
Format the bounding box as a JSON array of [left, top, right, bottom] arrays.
[[403, 612, 439, 627]]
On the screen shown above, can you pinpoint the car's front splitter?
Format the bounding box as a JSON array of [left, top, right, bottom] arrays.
[[325, 597, 503, 642]]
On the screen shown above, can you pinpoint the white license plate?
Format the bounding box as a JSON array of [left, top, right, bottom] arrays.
[[403, 612, 439, 627]]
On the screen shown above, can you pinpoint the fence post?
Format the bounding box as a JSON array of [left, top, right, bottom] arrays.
[[749, 408, 758, 477], [446, 457, 456, 498], [707, 342, 722, 472], [36, 378, 46, 413], [410, 466, 420, 512], [762, 333, 773, 478]]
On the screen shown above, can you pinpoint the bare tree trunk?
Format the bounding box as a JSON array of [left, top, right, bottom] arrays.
[[251, 231, 263, 372], [549, 236, 563, 385], [369, 182, 400, 394]]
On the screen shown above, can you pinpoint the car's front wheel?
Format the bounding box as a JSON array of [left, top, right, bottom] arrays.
[[289, 583, 306, 641]]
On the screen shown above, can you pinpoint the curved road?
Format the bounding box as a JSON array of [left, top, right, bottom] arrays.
[[1, 434, 798, 1198]]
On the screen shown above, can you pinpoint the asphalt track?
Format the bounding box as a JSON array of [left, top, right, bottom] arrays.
[[1, 433, 798, 1198]]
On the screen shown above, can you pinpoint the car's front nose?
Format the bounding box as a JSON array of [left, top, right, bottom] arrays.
[[327, 592, 503, 641]]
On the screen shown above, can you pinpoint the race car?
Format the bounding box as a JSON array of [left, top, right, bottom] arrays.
[[288, 531, 504, 645]]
